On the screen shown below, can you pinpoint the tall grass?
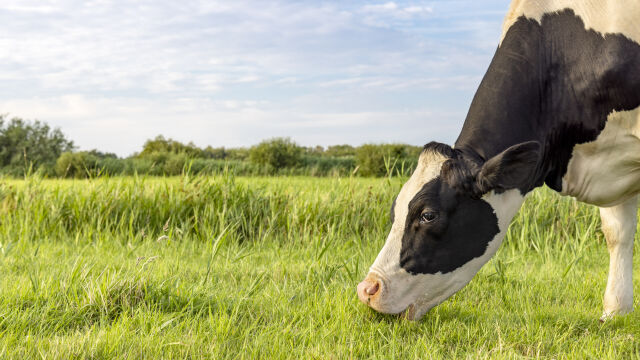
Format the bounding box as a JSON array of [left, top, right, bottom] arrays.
[[0, 173, 392, 245], [49, 155, 358, 179], [0, 174, 638, 358]]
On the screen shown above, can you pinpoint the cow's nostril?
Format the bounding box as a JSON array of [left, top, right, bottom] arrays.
[[365, 282, 380, 296], [357, 277, 382, 304]]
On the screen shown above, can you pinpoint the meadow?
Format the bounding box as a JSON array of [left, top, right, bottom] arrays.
[[0, 174, 638, 359]]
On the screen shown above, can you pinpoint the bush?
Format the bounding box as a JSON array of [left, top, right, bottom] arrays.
[[56, 152, 99, 178], [225, 148, 250, 161], [99, 157, 126, 175], [325, 144, 355, 157], [202, 146, 227, 159], [355, 144, 417, 177], [0, 117, 429, 179], [249, 138, 302, 170], [124, 158, 159, 176], [162, 153, 189, 176]]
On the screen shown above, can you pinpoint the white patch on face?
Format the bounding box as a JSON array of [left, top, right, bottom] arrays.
[[369, 150, 447, 279], [365, 154, 526, 319], [500, 1, 640, 46]]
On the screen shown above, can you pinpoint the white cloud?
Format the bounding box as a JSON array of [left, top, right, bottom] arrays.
[[363, 2, 399, 12], [404, 6, 432, 14], [361, 1, 433, 25], [362, 2, 433, 16], [2, 5, 58, 14], [0, 0, 509, 154]]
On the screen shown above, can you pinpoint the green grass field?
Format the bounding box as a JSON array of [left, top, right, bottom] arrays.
[[0, 174, 638, 359]]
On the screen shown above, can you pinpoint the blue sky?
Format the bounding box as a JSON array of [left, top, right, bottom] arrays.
[[0, 0, 510, 156]]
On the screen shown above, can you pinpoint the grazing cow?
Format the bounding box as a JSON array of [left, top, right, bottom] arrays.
[[357, 0, 640, 321]]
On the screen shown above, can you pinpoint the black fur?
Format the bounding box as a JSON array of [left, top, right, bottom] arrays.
[[476, 141, 541, 194], [455, 9, 640, 192], [423, 141, 455, 158], [400, 177, 499, 275], [441, 156, 480, 197], [424, 141, 540, 198]]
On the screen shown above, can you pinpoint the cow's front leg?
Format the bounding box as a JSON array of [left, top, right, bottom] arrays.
[[599, 195, 638, 320]]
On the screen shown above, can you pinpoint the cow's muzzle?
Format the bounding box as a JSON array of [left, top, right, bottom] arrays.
[[357, 273, 383, 305]]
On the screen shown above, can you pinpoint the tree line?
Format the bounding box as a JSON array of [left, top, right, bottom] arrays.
[[0, 115, 423, 178]]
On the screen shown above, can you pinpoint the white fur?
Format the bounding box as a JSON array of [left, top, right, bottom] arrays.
[[500, 0, 640, 46], [366, 150, 447, 314], [599, 196, 638, 320], [369, 150, 447, 280], [562, 107, 640, 207]]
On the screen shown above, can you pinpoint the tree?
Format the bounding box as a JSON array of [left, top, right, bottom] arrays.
[[138, 135, 203, 158], [225, 148, 250, 161], [202, 146, 227, 159], [87, 149, 118, 159], [249, 137, 302, 170], [325, 144, 355, 157], [304, 145, 325, 156], [0, 115, 74, 174]]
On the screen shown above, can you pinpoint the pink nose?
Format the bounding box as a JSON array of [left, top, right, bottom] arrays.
[[357, 277, 381, 304]]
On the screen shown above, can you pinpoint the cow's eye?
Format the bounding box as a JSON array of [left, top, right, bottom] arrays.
[[419, 211, 437, 224]]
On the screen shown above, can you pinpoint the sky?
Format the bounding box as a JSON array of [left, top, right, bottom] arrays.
[[0, 0, 511, 157]]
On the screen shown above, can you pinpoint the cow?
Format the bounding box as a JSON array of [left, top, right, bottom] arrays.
[[357, 0, 640, 321]]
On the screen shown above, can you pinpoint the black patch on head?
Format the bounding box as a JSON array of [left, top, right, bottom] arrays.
[[399, 177, 500, 275], [423, 141, 455, 158], [454, 9, 640, 192], [441, 156, 481, 197], [424, 141, 541, 198]]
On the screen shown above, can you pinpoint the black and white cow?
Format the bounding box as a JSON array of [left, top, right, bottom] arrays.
[[357, 0, 640, 321]]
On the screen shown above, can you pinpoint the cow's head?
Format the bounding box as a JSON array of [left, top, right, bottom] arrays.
[[357, 141, 541, 320]]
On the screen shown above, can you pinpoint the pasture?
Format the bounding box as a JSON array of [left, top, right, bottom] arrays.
[[0, 174, 638, 359]]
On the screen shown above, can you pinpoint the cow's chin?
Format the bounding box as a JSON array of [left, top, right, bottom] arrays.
[[398, 285, 468, 320], [369, 291, 447, 321], [400, 302, 430, 321], [398, 293, 449, 321]]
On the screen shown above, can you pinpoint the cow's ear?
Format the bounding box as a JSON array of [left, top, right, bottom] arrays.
[[476, 141, 541, 193]]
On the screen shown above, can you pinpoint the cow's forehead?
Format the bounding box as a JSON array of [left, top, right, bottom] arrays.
[[401, 151, 447, 198], [393, 151, 448, 228]]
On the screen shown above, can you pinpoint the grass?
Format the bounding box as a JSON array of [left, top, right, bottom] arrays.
[[0, 174, 639, 359]]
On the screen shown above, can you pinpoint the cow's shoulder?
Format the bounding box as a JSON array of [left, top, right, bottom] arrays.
[[562, 107, 640, 207]]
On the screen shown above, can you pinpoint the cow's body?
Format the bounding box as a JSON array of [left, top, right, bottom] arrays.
[[358, 0, 640, 320]]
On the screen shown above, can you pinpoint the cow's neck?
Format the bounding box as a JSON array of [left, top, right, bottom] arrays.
[[454, 9, 640, 193]]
